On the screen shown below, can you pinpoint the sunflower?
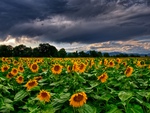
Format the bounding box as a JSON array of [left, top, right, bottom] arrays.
[[18, 65, 24, 73], [11, 68, 18, 76], [33, 76, 42, 81], [108, 60, 115, 67], [1, 65, 10, 72], [67, 65, 72, 73], [37, 90, 51, 102], [51, 64, 62, 74], [6, 72, 14, 79], [13, 60, 19, 66], [25, 80, 38, 90], [104, 59, 108, 66], [124, 66, 133, 77], [30, 63, 39, 73], [97, 73, 108, 83], [16, 75, 24, 84], [78, 63, 86, 73], [69, 92, 87, 107], [72, 62, 79, 72], [116, 58, 121, 63], [122, 62, 127, 66]]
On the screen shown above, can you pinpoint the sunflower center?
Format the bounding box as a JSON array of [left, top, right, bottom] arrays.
[[100, 74, 105, 79], [4, 67, 8, 71], [19, 66, 23, 70], [32, 64, 37, 70], [9, 73, 13, 77], [126, 68, 131, 73], [54, 65, 60, 71], [79, 64, 84, 70], [18, 77, 23, 81], [13, 69, 17, 73], [28, 81, 35, 86], [110, 62, 113, 65], [41, 92, 48, 98], [73, 94, 83, 102]]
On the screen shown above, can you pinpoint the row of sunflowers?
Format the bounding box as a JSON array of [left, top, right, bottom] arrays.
[[0, 57, 150, 113]]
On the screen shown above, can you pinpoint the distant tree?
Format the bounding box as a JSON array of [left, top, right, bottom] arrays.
[[79, 51, 89, 57], [13, 44, 28, 57], [103, 53, 110, 57], [32, 47, 40, 57], [97, 51, 102, 57], [89, 50, 99, 57], [0, 45, 13, 57], [58, 48, 67, 57], [72, 51, 79, 57], [38, 43, 58, 57]]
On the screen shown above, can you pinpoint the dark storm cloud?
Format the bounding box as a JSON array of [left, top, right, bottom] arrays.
[[0, 0, 150, 43]]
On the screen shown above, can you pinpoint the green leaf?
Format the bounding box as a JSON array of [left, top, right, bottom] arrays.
[[127, 104, 143, 113], [78, 104, 97, 113], [5, 103, 14, 111], [0, 98, 4, 108], [14, 90, 29, 101], [118, 91, 133, 102], [89, 81, 99, 88], [3, 98, 13, 103], [30, 86, 40, 91]]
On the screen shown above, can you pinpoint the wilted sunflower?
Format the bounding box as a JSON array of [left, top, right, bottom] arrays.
[[33, 76, 42, 81], [37, 90, 51, 102], [11, 68, 18, 76], [1, 65, 10, 72], [18, 65, 24, 73], [69, 92, 87, 107], [97, 73, 108, 83], [124, 66, 133, 77], [25, 79, 38, 90], [78, 63, 86, 73], [51, 64, 62, 74], [6, 72, 14, 79], [16, 75, 24, 84], [30, 63, 39, 73]]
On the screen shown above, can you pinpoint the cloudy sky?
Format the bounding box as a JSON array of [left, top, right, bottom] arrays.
[[0, 0, 150, 54]]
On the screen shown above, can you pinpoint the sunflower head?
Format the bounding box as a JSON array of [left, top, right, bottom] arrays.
[[11, 68, 18, 76], [67, 65, 72, 73], [124, 66, 133, 77], [108, 60, 115, 67], [1, 65, 10, 72], [37, 90, 51, 102], [72, 62, 79, 72], [69, 92, 87, 107], [51, 64, 62, 74], [78, 63, 86, 73], [25, 79, 38, 90], [30, 63, 39, 73], [116, 58, 121, 63], [97, 73, 108, 83], [18, 65, 24, 72], [16, 75, 24, 84], [13, 60, 19, 66], [6, 72, 14, 79]]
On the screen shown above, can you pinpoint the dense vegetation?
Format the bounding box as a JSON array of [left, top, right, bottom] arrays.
[[0, 57, 150, 113], [0, 43, 143, 57]]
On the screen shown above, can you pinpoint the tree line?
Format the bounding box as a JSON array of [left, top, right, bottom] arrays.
[[0, 43, 141, 57]]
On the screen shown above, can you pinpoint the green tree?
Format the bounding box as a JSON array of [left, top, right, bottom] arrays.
[[58, 48, 67, 57], [0, 45, 13, 57]]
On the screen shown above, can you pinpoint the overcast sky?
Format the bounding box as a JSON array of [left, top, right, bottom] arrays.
[[0, 0, 150, 54]]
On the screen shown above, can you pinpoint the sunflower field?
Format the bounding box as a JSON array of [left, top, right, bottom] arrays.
[[0, 57, 150, 113]]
